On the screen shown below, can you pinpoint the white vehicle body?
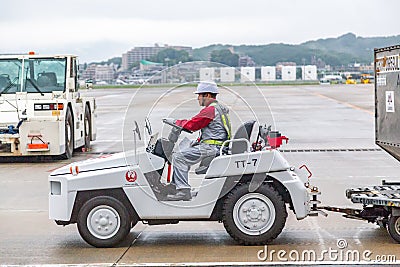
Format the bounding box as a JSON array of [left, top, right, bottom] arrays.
[[49, 120, 322, 247], [0, 53, 96, 158], [320, 74, 343, 83], [49, 149, 311, 221]]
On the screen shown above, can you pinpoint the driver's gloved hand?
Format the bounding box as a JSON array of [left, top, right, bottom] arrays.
[[163, 118, 176, 125]]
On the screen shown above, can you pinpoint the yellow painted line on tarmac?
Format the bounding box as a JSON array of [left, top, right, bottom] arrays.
[[312, 92, 374, 115]]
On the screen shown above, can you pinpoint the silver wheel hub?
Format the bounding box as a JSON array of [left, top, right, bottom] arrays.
[[395, 217, 400, 235], [87, 205, 120, 239], [233, 193, 276, 236]]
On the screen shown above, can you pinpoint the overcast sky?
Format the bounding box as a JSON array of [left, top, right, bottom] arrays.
[[1, 0, 399, 63]]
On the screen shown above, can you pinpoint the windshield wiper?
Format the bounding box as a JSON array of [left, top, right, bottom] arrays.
[[26, 78, 44, 96], [0, 84, 11, 96], [0, 78, 17, 96]]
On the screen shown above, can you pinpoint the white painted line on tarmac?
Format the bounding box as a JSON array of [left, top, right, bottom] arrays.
[[35, 260, 398, 266], [312, 92, 373, 115], [0, 209, 47, 212]]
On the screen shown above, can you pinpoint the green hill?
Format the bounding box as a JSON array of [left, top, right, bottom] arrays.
[[192, 33, 400, 66]]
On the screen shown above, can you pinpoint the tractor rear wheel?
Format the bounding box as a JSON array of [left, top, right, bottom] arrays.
[[222, 183, 287, 245]]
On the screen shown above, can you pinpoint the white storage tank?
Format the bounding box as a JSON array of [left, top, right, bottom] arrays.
[[241, 67, 255, 82], [220, 67, 235, 82], [302, 65, 317, 80], [199, 68, 215, 81], [281, 66, 296, 81], [261, 66, 276, 81]]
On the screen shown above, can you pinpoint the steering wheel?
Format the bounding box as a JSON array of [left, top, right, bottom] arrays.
[[162, 118, 192, 134]]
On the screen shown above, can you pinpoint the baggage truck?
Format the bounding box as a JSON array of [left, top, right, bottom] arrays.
[[324, 45, 400, 243]]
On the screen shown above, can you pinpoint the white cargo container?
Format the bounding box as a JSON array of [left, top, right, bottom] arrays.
[[240, 67, 255, 82], [281, 66, 296, 81], [199, 68, 215, 81], [302, 65, 317, 80], [220, 67, 235, 82], [261, 66, 276, 81]]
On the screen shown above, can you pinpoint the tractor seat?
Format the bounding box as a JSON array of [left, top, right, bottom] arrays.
[[231, 120, 256, 154], [37, 72, 57, 87], [194, 120, 256, 175], [195, 155, 215, 175]]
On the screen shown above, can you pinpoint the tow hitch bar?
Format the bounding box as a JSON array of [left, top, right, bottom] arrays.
[[309, 186, 328, 217]]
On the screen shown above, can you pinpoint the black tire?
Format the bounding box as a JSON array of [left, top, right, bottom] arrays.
[[387, 215, 400, 243], [77, 196, 132, 247], [222, 183, 287, 245], [83, 107, 91, 150], [62, 108, 74, 159]]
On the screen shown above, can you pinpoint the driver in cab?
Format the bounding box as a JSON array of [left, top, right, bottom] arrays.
[[166, 81, 231, 201]]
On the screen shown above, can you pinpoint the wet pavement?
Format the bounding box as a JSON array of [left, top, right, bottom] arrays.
[[1, 84, 399, 265]]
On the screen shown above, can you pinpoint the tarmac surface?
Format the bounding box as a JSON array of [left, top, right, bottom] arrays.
[[1, 84, 400, 266]]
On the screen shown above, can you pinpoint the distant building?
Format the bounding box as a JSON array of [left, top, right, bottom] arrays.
[[276, 62, 296, 67], [261, 66, 276, 81], [281, 66, 296, 81], [301, 65, 318, 80], [238, 55, 255, 67], [311, 55, 326, 69], [94, 65, 116, 84], [220, 67, 235, 82], [275, 62, 296, 80], [122, 47, 163, 71], [359, 63, 374, 73], [139, 60, 164, 71], [240, 67, 255, 82], [81, 64, 97, 81], [122, 45, 192, 71], [200, 68, 215, 81]]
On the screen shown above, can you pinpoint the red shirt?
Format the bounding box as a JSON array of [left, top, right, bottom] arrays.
[[175, 104, 216, 132]]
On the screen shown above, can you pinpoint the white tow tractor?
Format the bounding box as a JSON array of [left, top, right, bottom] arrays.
[[49, 117, 324, 247], [0, 52, 96, 158]]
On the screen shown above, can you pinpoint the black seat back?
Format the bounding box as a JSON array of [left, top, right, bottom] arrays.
[[37, 72, 57, 87], [194, 120, 256, 175], [231, 120, 256, 154], [195, 155, 215, 175]]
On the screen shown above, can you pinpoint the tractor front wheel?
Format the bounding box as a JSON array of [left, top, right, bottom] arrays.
[[77, 196, 132, 247]]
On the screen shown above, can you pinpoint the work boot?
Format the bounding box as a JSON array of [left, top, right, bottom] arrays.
[[152, 183, 176, 195], [166, 188, 192, 201], [163, 183, 177, 195]]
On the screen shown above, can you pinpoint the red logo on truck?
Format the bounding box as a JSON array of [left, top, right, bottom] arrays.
[[125, 170, 137, 183]]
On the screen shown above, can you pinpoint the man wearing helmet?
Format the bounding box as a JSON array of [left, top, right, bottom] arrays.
[[167, 81, 231, 201]]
